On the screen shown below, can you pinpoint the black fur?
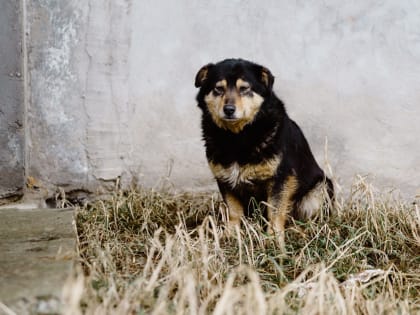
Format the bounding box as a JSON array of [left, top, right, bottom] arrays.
[[195, 58, 333, 219]]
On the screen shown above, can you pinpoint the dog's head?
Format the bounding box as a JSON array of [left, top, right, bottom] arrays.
[[195, 59, 274, 133]]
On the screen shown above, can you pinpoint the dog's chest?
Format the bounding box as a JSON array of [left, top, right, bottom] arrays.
[[209, 157, 281, 189]]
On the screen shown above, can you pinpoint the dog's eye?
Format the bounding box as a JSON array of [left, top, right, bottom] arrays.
[[213, 86, 225, 96], [239, 86, 251, 95]]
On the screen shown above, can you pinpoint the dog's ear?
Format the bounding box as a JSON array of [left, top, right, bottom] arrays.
[[260, 66, 274, 91], [195, 63, 214, 88]]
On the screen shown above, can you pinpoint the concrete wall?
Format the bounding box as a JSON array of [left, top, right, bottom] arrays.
[[17, 1, 420, 199], [0, 2, 24, 201]]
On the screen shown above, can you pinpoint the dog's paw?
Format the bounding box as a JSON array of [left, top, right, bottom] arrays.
[[267, 226, 286, 251], [221, 222, 241, 240]]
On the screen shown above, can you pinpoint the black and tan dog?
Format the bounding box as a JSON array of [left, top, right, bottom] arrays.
[[195, 58, 333, 245]]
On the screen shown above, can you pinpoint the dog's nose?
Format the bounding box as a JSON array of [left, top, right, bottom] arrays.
[[223, 104, 236, 117]]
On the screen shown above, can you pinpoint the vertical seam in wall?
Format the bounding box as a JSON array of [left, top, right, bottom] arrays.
[[21, 0, 29, 192]]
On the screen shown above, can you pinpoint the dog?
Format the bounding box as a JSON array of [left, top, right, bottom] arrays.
[[194, 58, 333, 246]]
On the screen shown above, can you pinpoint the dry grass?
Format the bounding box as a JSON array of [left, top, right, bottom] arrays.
[[67, 176, 420, 314]]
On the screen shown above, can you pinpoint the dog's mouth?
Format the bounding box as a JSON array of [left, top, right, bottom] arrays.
[[222, 115, 240, 121]]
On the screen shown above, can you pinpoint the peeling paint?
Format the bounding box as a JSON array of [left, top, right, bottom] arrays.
[[27, 0, 89, 189]]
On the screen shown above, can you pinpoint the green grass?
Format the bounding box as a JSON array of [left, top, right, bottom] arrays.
[[67, 176, 420, 314]]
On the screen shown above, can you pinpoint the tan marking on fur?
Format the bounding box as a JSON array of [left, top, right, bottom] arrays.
[[239, 92, 263, 127], [195, 66, 209, 87], [267, 175, 298, 240], [215, 79, 227, 89], [236, 78, 251, 90], [296, 181, 329, 219], [261, 67, 271, 87], [203, 78, 264, 134], [224, 192, 244, 228], [209, 157, 281, 188], [204, 80, 227, 130]]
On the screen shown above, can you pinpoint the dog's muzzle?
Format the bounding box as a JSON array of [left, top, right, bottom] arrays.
[[223, 104, 236, 119]]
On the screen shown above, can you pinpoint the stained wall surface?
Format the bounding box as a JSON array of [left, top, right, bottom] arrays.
[[23, 1, 420, 198], [0, 2, 24, 201]]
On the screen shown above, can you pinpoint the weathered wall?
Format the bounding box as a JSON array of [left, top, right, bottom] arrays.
[[25, 0, 420, 199], [26, 1, 89, 193], [0, 1, 24, 201]]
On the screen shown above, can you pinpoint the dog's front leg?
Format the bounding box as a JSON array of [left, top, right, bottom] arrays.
[[267, 175, 298, 249], [216, 181, 244, 232], [223, 192, 244, 232]]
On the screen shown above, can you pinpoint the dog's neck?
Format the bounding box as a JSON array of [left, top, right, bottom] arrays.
[[254, 123, 279, 153]]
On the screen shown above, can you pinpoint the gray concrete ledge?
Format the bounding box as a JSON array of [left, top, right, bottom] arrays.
[[0, 207, 75, 313]]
